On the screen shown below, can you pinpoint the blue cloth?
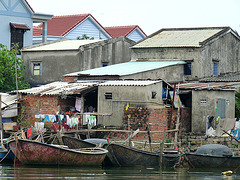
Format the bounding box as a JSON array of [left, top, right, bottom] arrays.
[[44, 115, 50, 122]]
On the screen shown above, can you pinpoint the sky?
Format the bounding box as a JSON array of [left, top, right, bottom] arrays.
[[27, 0, 240, 35]]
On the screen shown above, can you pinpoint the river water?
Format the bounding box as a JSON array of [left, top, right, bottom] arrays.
[[0, 163, 240, 180]]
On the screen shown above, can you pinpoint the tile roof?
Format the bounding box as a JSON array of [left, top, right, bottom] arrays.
[[10, 22, 30, 30], [33, 14, 107, 37], [132, 27, 231, 48], [24, 0, 34, 13], [105, 25, 147, 38], [65, 60, 186, 77]]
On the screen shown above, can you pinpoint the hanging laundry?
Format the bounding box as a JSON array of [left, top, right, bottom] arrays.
[[44, 115, 50, 122], [83, 114, 90, 125], [27, 127, 32, 138], [88, 116, 96, 129], [75, 97, 81, 112]]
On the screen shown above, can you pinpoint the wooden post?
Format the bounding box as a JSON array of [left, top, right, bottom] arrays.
[[159, 129, 166, 168], [147, 124, 152, 152], [174, 107, 180, 148]]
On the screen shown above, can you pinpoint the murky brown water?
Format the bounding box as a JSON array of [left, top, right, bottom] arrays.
[[0, 163, 239, 179]]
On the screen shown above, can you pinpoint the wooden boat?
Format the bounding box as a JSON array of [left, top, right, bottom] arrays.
[[184, 144, 240, 168], [46, 135, 97, 149], [8, 139, 108, 166], [105, 143, 180, 167]]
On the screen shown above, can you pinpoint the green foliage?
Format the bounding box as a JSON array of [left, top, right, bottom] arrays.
[[235, 91, 240, 118], [17, 106, 33, 127], [0, 43, 29, 92], [77, 34, 94, 40]]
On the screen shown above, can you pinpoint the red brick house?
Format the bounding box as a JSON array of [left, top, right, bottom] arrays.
[[16, 80, 190, 141]]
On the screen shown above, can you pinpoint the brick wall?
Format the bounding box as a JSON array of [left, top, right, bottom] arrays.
[[64, 76, 75, 82], [103, 106, 191, 141], [19, 94, 76, 127]]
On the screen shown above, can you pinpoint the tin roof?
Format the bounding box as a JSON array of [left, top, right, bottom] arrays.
[[16, 80, 165, 96], [177, 82, 240, 90], [17, 82, 99, 95], [99, 80, 161, 86], [22, 39, 103, 51], [0, 93, 18, 109], [65, 60, 186, 77], [132, 27, 231, 48], [200, 72, 240, 82]]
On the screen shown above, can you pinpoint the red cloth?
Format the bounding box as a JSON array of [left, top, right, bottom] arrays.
[[52, 123, 61, 132], [27, 127, 32, 138]]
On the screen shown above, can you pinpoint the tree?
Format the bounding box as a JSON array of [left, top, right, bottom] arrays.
[[77, 34, 94, 40], [0, 43, 29, 92]]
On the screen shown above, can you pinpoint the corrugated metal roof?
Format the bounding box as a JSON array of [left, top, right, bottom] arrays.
[[199, 72, 240, 82], [177, 82, 240, 90], [23, 39, 103, 51], [17, 80, 164, 96], [132, 27, 228, 48], [17, 82, 98, 95], [99, 80, 162, 86], [65, 61, 186, 77], [0, 93, 18, 109]]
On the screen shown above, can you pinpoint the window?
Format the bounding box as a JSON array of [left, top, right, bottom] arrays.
[[152, 91, 157, 99], [33, 62, 41, 76], [213, 62, 218, 76], [200, 99, 207, 104], [104, 92, 112, 99], [102, 63, 108, 67], [184, 62, 192, 75], [10, 23, 30, 54]]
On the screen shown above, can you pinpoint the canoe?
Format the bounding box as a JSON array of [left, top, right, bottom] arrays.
[[48, 135, 97, 149], [8, 139, 108, 166], [106, 143, 180, 167], [184, 144, 240, 168]]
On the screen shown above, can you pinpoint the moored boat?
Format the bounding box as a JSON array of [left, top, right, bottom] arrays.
[[184, 144, 240, 168], [8, 139, 108, 166], [106, 143, 180, 167]]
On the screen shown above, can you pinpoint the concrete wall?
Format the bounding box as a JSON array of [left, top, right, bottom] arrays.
[[121, 64, 185, 82], [22, 36, 135, 86], [191, 90, 235, 134], [131, 32, 240, 80], [23, 50, 80, 86], [131, 47, 201, 81], [97, 82, 164, 127], [200, 33, 240, 77]]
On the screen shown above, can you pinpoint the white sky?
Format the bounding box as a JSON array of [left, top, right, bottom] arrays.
[[27, 0, 240, 35]]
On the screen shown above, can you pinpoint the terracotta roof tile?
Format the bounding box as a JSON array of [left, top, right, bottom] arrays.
[[10, 22, 30, 30], [105, 25, 146, 38], [33, 14, 110, 37], [33, 14, 90, 36]]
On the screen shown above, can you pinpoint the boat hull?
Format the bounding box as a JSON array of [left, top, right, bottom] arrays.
[[8, 139, 107, 166], [185, 153, 240, 168], [106, 143, 179, 167]]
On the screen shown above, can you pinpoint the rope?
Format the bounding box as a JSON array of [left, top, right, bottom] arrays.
[[0, 149, 11, 163]]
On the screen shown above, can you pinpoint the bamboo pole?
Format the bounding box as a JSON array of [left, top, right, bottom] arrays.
[[159, 129, 166, 168]]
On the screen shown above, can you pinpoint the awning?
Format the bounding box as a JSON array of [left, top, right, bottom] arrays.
[[10, 22, 30, 30]]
